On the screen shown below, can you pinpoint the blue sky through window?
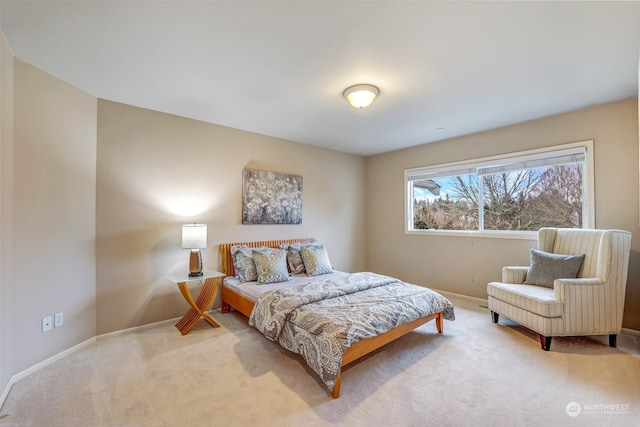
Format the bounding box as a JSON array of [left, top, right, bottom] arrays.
[[413, 176, 474, 202]]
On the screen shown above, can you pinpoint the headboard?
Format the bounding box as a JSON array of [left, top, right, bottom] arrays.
[[219, 237, 316, 277]]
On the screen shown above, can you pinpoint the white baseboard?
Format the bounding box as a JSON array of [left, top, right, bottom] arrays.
[[433, 288, 489, 306], [96, 316, 182, 340], [0, 336, 96, 410], [96, 310, 225, 340], [622, 327, 640, 337]]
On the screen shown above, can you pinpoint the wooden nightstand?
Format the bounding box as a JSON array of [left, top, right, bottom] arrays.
[[168, 270, 226, 335]]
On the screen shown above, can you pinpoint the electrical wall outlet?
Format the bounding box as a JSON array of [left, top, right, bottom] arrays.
[[54, 312, 63, 328], [42, 316, 52, 333]]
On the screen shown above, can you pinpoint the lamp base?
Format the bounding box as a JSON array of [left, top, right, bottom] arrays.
[[188, 249, 203, 277]]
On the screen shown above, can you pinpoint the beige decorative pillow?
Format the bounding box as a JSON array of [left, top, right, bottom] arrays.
[[280, 241, 317, 274], [252, 248, 290, 285], [300, 244, 333, 276]]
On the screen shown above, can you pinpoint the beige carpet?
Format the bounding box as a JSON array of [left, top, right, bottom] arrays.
[[1, 295, 639, 427]]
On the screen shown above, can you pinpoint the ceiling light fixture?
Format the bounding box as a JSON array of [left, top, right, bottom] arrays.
[[343, 84, 379, 109]]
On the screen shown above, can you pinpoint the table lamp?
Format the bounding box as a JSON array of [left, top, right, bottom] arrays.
[[182, 223, 207, 277]]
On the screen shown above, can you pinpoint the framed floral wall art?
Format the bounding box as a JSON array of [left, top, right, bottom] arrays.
[[242, 168, 303, 224]]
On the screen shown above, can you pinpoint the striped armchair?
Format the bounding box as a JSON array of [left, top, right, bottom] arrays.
[[487, 228, 632, 351]]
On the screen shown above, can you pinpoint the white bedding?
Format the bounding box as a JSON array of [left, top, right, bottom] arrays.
[[223, 270, 350, 302]]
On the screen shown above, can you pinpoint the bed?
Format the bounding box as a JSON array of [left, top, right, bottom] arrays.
[[219, 238, 455, 398]]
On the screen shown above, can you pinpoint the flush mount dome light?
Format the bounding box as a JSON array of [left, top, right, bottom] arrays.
[[343, 84, 379, 108]]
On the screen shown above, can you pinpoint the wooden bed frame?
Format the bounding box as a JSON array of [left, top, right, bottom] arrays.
[[219, 238, 444, 398]]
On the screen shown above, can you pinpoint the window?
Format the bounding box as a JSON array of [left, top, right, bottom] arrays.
[[405, 141, 594, 236]]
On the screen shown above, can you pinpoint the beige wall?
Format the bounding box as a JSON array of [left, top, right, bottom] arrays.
[[365, 98, 640, 330], [0, 57, 97, 383], [0, 31, 13, 391], [96, 100, 366, 334]]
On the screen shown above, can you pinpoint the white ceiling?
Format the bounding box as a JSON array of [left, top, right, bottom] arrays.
[[1, 1, 638, 156]]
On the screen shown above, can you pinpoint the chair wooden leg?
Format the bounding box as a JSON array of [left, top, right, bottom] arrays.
[[490, 311, 499, 323], [540, 335, 552, 351], [609, 334, 617, 348]]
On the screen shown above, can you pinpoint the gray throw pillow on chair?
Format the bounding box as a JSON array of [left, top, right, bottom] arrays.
[[524, 248, 585, 288]]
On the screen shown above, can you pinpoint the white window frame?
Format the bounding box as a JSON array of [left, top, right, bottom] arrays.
[[404, 140, 595, 239]]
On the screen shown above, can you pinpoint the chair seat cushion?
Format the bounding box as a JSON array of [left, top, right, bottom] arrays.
[[487, 282, 563, 318]]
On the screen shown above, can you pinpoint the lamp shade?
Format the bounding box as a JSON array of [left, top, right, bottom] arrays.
[[182, 224, 207, 249], [343, 84, 379, 108]]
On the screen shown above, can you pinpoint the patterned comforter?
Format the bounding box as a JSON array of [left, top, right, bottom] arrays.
[[248, 272, 455, 390]]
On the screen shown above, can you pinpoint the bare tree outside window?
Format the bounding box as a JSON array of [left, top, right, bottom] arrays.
[[410, 161, 584, 232]]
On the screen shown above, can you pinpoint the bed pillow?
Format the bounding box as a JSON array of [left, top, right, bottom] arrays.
[[524, 248, 585, 288], [281, 241, 317, 274], [300, 244, 333, 276], [231, 245, 258, 282], [252, 248, 290, 285]]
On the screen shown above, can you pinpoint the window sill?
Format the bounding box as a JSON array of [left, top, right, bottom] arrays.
[[405, 229, 538, 240]]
